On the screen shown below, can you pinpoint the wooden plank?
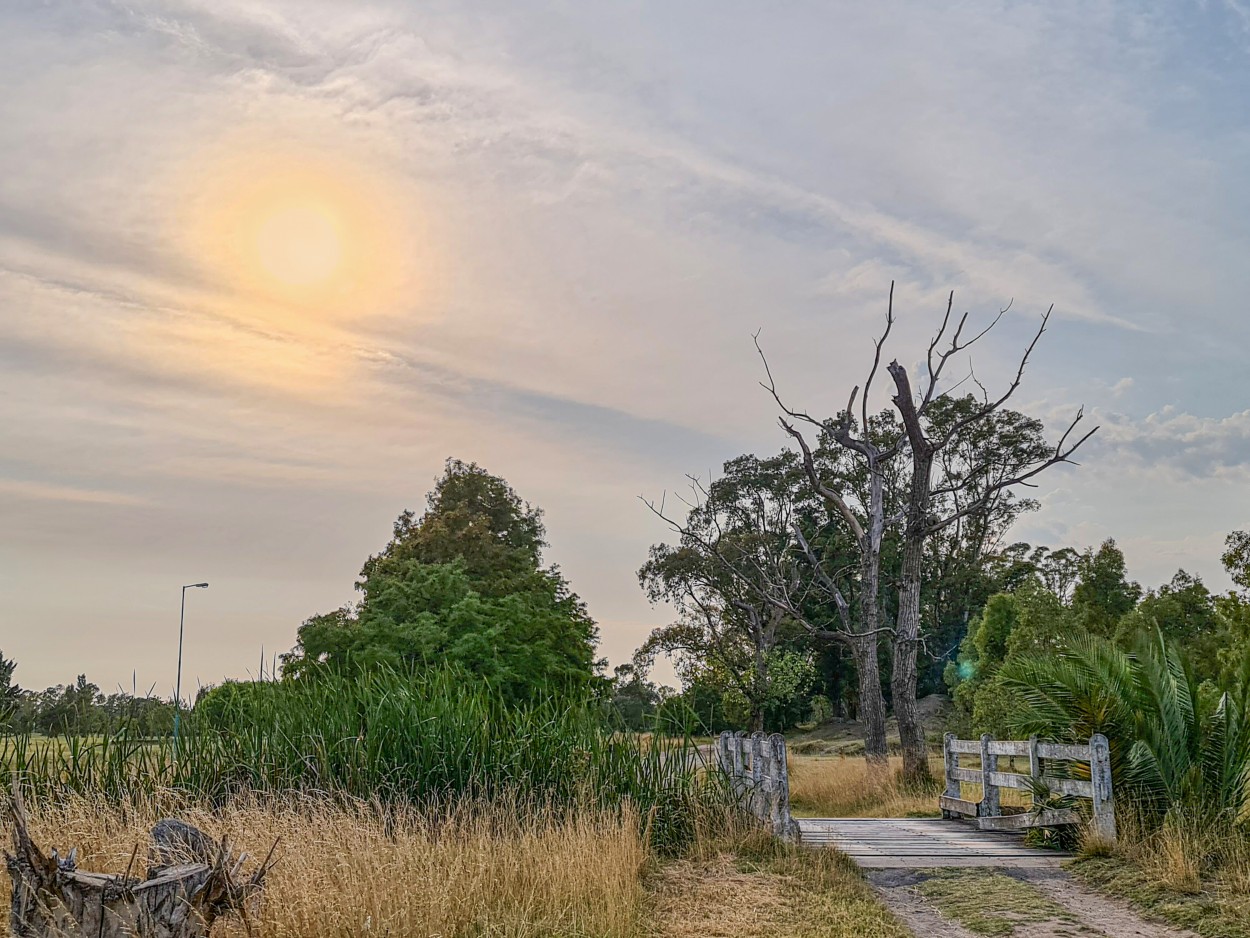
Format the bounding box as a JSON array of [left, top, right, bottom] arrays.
[[1037, 742, 1091, 761], [949, 739, 981, 754], [985, 771, 1036, 790], [976, 809, 1078, 831], [950, 767, 982, 783], [986, 740, 1031, 756], [939, 795, 978, 816], [795, 818, 1071, 869], [1038, 775, 1094, 798]]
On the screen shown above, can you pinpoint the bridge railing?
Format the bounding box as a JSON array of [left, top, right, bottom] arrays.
[[941, 732, 1116, 841], [716, 731, 800, 842]]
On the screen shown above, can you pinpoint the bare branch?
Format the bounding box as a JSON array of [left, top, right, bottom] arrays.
[[778, 418, 867, 544], [861, 281, 895, 432], [754, 332, 825, 430]]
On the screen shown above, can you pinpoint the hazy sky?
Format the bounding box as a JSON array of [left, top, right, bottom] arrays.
[[3, 0, 1250, 696]]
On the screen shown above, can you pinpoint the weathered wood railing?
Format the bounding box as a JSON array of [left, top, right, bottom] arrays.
[[941, 732, 1116, 841], [716, 731, 800, 842]]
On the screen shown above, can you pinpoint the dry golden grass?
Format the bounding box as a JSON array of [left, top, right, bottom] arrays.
[[651, 845, 909, 938], [787, 754, 942, 818], [9, 793, 648, 938], [788, 753, 1034, 818]]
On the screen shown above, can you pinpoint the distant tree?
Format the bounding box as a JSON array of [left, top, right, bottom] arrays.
[[605, 663, 665, 731], [1116, 570, 1220, 680], [1072, 539, 1141, 635], [98, 692, 175, 737], [26, 676, 102, 736], [284, 460, 598, 702], [1222, 530, 1250, 592], [945, 581, 1075, 736], [0, 650, 20, 728]]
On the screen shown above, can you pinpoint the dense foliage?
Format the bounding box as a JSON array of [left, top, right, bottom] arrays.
[[943, 532, 1250, 823], [284, 459, 598, 702]]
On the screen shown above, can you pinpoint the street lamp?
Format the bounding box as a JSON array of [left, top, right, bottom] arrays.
[[173, 582, 209, 751]]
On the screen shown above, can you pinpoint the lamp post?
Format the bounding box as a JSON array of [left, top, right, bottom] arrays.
[[173, 582, 209, 752]]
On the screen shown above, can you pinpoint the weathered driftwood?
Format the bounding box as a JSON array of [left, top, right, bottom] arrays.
[[5, 790, 278, 938], [716, 731, 800, 842], [940, 732, 1117, 842]]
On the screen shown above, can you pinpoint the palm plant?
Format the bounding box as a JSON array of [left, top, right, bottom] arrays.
[[1000, 630, 1250, 821]]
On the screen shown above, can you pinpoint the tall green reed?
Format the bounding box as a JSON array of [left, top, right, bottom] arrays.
[[1, 668, 726, 853]]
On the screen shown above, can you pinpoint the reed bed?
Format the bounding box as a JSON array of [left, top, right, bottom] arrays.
[[1, 669, 723, 853]]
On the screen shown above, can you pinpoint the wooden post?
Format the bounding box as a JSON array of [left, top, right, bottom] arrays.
[[731, 731, 746, 795], [750, 732, 765, 816], [764, 734, 780, 832], [1028, 735, 1041, 811], [942, 732, 960, 817], [1089, 733, 1117, 842], [979, 733, 1000, 818], [770, 733, 797, 842]]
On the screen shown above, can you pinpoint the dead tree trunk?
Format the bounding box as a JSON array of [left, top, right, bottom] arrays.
[[5, 791, 276, 938], [886, 294, 1097, 789], [890, 410, 935, 786]]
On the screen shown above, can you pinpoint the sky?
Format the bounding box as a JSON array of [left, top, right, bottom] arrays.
[[3, 0, 1250, 697]]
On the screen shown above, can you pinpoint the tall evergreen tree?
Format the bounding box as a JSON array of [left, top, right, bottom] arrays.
[[284, 459, 598, 701]]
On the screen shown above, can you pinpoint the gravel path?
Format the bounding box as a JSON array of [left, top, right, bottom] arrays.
[[868, 867, 1199, 938]]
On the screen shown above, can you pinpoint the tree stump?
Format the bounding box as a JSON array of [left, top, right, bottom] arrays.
[[5, 790, 277, 938]]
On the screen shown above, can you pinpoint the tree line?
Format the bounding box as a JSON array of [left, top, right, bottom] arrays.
[[0, 661, 174, 738]]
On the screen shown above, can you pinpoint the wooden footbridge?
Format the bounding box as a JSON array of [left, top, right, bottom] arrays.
[[714, 730, 1114, 869]]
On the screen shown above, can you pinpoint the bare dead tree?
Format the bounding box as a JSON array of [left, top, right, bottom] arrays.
[[752, 286, 907, 767], [885, 292, 1098, 784]]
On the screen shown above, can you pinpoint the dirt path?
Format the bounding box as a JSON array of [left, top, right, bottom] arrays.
[[869, 866, 1199, 938]]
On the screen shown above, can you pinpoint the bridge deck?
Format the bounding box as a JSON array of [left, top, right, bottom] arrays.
[[796, 817, 1071, 868]]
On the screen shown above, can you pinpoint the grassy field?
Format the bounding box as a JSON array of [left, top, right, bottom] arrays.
[[5, 789, 910, 938], [9, 793, 649, 938]]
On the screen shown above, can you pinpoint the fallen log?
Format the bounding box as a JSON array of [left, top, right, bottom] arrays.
[[5, 789, 278, 938]]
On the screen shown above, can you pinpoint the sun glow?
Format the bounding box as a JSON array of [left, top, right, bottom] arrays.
[[186, 149, 412, 321], [254, 201, 344, 287]]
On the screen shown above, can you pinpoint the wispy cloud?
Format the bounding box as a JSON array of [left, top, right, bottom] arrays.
[[3, 0, 1250, 690]]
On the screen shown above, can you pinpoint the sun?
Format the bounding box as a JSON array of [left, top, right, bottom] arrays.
[[253, 201, 344, 287], [186, 149, 412, 320]]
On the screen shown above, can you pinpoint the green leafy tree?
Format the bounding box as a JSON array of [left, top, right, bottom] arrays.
[[1221, 530, 1250, 592], [26, 676, 102, 736], [1117, 570, 1221, 680], [639, 452, 812, 732], [946, 582, 1076, 736], [284, 460, 598, 702], [1072, 539, 1141, 635], [605, 663, 665, 731]]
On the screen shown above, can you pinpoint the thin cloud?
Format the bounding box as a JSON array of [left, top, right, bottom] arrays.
[[0, 478, 146, 506]]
